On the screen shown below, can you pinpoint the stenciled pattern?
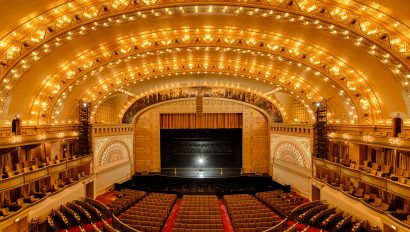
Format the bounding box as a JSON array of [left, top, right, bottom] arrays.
[[271, 135, 311, 169]]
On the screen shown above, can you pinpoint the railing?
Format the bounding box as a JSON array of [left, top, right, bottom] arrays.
[[0, 125, 79, 147], [271, 123, 313, 137], [312, 157, 410, 198], [111, 215, 141, 232], [312, 176, 410, 231], [160, 168, 243, 177], [0, 155, 93, 191], [0, 173, 94, 223], [84, 197, 112, 218], [92, 124, 133, 137]]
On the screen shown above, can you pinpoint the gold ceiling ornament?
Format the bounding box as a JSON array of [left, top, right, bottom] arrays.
[[0, 12, 403, 121], [0, 1, 406, 126], [21, 28, 376, 125], [0, 1, 407, 73]]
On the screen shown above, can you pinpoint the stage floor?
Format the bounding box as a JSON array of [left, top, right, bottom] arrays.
[[160, 168, 242, 178]]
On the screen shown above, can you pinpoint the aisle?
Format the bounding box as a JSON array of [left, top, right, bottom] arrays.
[[219, 199, 235, 232], [162, 198, 182, 232]]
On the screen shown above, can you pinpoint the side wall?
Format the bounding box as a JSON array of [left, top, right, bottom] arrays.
[[134, 98, 270, 174], [270, 133, 312, 198], [93, 133, 133, 194]]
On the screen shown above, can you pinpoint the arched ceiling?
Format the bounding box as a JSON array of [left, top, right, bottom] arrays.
[[0, 0, 408, 126]]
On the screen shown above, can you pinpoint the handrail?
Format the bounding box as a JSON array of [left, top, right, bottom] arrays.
[[263, 218, 288, 232], [111, 215, 142, 232], [287, 200, 323, 219], [84, 197, 112, 218]]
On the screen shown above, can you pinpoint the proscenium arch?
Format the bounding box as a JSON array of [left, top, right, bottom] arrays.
[[121, 87, 283, 124], [129, 97, 274, 127]]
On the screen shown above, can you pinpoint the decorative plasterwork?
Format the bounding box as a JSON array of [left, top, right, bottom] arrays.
[[271, 134, 311, 169], [94, 134, 133, 172], [28, 29, 378, 125]]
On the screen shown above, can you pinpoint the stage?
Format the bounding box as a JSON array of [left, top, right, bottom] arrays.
[[115, 174, 289, 197]]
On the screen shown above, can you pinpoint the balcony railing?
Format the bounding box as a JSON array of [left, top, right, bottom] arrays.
[[312, 157, 410, 198], [271, 123, 313, 137], [312, 175, 410, 231], [0, 155, 93, 191], [92, 124, 133, 137]]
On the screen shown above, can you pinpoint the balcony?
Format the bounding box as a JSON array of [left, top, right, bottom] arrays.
[[271, 123, 313, 137], [0, 155, 93, 191], [312, 157, 410, 196], [92, 124, 133, 137]]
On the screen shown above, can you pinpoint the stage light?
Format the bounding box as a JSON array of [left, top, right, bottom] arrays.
[[198, 158, 204, 164], [314, 102, 321, 108]]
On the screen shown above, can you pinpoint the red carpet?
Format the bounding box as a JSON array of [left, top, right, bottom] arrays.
[[96, 191, 116, 205], [219, 199, 235, 232], [162, 198, 182, 232]]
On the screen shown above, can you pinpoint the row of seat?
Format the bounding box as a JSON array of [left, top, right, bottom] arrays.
[[107, 189, 146, 215], [256, 190, 304, 217], [119, 192, 176, 232], [224, 194, 280, 232], [173, 195, 224, 232]]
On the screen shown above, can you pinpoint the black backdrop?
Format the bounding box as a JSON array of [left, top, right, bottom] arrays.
[[160, 129, 242, 168]]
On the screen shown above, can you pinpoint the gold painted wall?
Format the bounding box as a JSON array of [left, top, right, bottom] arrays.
[[134, 98, 269, 174]]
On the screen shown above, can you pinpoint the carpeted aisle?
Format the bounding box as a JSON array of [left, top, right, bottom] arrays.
[[95, 191, 116, 205], [219, 199, 235, 232], [162, 198, 182, 232]]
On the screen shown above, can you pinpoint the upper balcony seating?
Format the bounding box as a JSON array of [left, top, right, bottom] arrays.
[[353, 188, 364, 198], [377, 165, 391, 178], [340, 159, 351, 167], [404, 215, 410, 225], [359, 160, 372, 172]]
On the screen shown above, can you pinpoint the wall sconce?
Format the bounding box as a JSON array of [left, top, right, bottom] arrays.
[[10, 135, 22, 143], [57, 132, 65, 138], [389, 137, 402, 146], [362, 135, 374, 142], [342, 134, 351, 140], [37, 134, 46, 140]]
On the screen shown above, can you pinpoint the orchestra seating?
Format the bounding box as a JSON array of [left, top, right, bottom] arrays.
[[172, 195, 224, 232], [45, 198, 108, 231], [256, 190, 305, 217], [107, 189, 146, 215], [119, 192, 176, 232], [224, 194, 280, 232]]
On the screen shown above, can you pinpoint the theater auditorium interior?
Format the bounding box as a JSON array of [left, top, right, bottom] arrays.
[[0, 0, 409, 231]]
